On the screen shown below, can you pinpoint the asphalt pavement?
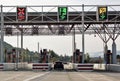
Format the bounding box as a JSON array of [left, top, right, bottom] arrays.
[[0, 71, 120, 81]]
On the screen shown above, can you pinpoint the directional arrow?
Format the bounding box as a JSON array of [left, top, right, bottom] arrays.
[[60, 15, 65, 20], [100, 14, 106, 19]]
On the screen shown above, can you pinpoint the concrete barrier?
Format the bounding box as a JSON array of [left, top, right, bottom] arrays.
[[106, 64, 120, 72], [93, 64, 106, 70], [73, 63, 94, 71], [93, 64, 120, 72], [32, 63, 52, 71], [0, 64, 4, 71], [0, 63, 52, 71], [1, 63, 120, 72], [3, 63, 31, 70]]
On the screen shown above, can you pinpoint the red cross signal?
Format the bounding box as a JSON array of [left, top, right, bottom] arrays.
[[18, 8, 25, 15], [17, 7, 26, 21]]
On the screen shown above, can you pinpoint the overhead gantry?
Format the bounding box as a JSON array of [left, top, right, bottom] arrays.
[[1, 5, 120, 64]]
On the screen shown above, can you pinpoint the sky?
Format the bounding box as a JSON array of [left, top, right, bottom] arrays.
[[0, 0, 120, 5], [1, 0, 120, 56]]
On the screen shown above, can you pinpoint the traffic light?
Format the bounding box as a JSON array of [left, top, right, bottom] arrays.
[[17, 7, 27, 21], [58, 7, 68, 21], [98, 6, 108, 21]]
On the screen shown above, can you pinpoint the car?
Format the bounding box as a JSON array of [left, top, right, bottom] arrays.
[[54, 61, 64, 70]]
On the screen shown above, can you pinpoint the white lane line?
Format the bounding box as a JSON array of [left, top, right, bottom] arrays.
[[23, 72, 50, 81]]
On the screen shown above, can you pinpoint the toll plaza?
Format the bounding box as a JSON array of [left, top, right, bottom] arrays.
[[0, 5, 120, 73]]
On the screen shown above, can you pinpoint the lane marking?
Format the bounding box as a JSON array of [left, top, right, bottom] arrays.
[[23, 72, 50, 81]]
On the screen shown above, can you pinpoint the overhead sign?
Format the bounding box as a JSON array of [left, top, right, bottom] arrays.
[[17, 7, 27, 21], [98, 6, 108, 21], [58, 7, 68, 21]]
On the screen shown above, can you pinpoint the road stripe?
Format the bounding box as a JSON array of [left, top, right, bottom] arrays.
[[23, 72, 50, 81]]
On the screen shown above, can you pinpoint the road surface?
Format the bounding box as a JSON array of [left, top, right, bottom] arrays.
[[0, 71, 120, 81]]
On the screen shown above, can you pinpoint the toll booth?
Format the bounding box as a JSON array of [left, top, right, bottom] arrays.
[[39, 49, 48, 63], [6, 49, 16, 63], [106, 50, 112, 64], [7, 52, 12, 63], [73, 49, 82, 63], [12, 49, 16, 63]]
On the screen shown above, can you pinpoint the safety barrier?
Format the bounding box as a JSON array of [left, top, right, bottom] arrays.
[[0, 64, 4, 71], [106, 64, 120, 72], [74, 63, 94, 71], [32, 63, 52, 71]]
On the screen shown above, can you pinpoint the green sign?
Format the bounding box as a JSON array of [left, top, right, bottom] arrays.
[[58, 7, 68, 21], [98, 6, 108, 21]]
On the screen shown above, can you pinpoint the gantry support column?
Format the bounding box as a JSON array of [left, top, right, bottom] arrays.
[[82, 4, 85, 63], [21, 28, 23, 62], [104, 43, 108, 64], [112, 41, 117, 64], [73, 27, 76, 63], [0, 5, 4, 63]]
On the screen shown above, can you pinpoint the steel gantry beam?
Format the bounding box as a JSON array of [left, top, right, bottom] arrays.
[[0, 5, 120, 35]]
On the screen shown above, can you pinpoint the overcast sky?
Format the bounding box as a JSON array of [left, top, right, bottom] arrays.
[[0, 0, 120, 5], [1, 0, 120, 56]]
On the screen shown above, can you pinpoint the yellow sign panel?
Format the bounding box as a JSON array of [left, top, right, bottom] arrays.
[[98, 6, 107, 21], [99, 7, 107, 14]]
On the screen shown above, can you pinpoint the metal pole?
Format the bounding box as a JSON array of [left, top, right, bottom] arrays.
[[0, 5, 4, 63], [103, 28, 107, 64], [38, 42, 39, 54], [42, 6, 43, 21], [112, 41, 117, 64], [16, 32, 19, 70], [82, 4, 85, 63], [104, 44, 108, 63], [73, 27, 76, 63], [38, 42, 40, 62], [21, 28, 23, 62], [17, 32, 19, 62]]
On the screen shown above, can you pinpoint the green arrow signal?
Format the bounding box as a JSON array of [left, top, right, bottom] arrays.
[[60, 15, 65, 20], [58, 7, 67, 21], [100, 13, 106, 19]]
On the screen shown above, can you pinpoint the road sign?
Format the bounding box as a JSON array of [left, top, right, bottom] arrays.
[[17, 7, 27, 21], [58, 7, 68, 21], [98, 6, 108, 21]]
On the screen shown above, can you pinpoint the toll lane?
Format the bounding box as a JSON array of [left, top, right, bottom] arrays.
[[29, 72, 120, 81], [0, 71, 49, 81], [0, 71, 120, 81]]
